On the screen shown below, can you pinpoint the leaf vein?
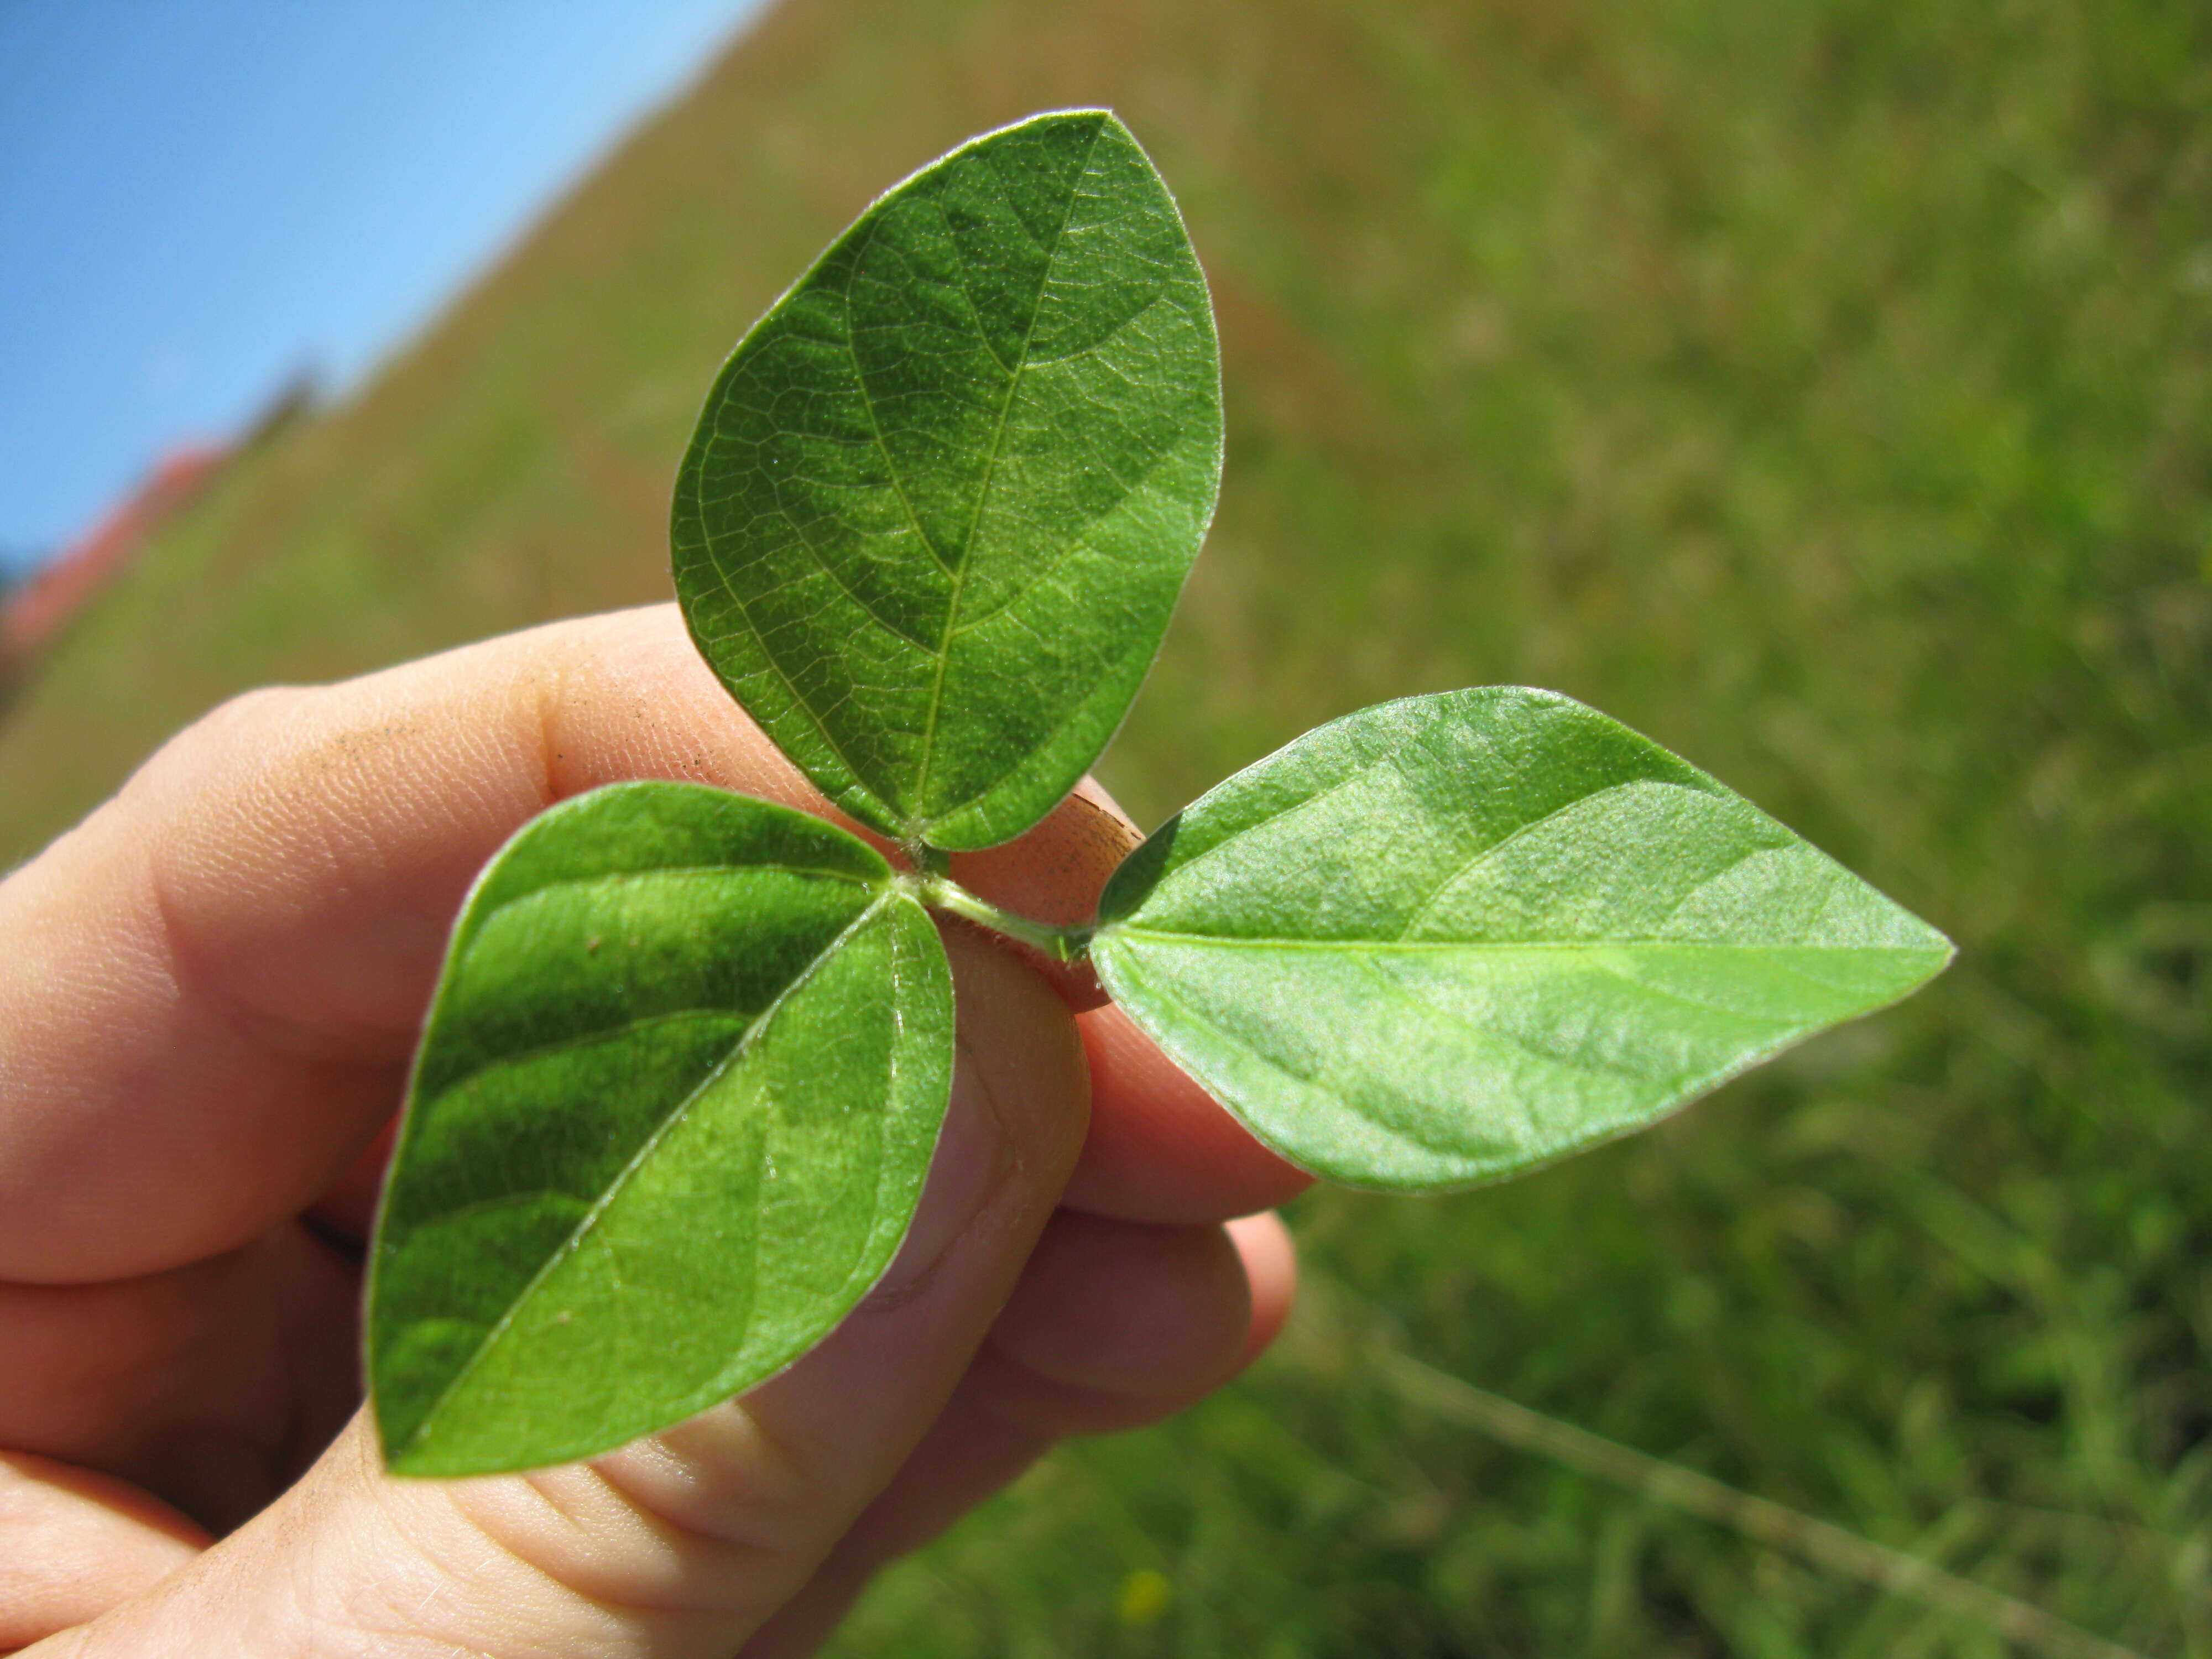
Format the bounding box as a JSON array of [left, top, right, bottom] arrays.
[[1394, 781, 1642, 941], [397, 890, 901, 1456], [909, 118, 1108, 824]]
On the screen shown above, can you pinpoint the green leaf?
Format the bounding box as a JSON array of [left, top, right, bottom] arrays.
[[672, 108, 1222, 852], [1091, 689, 1953, 1191], [367, 782, 953, 1475]]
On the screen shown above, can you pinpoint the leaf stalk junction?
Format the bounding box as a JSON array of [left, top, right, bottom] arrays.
[[907, 872, 1094, 966]]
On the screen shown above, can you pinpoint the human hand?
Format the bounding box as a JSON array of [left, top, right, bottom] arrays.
[[0, 605, 1308, 1656]]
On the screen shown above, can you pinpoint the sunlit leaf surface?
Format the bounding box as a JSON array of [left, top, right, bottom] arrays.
[[1093, 690, 1953, 1190], [368, 782, 952, 1474], [673, 108, 1221, 851]]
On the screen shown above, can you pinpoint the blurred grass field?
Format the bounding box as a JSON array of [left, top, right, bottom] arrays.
[[4, 0, 2208, 1650]]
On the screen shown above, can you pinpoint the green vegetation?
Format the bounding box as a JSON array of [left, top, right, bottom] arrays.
[[671, 111, 1223, 852], [366, 111, 1946, 1481], [2, 0, 2205, 1651], [1094, 687, 1950, 1191], [367, 784, 955, 1475]]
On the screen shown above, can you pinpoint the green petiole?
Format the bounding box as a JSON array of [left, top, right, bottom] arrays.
[[909, 873, 1094, 966]]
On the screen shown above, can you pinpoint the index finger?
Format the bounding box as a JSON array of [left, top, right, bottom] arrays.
[[0, 605, 1251, 1282]]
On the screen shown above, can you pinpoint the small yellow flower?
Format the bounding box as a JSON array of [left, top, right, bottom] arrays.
[[1115, 1568, 1172, 1626]]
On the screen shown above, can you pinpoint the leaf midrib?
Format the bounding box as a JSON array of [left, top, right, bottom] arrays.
[[392, 884, 902, 1459], [1104, 929, 1940, 1023], [1105, 927, 1941, 957], [907, 119, 1107, 833]]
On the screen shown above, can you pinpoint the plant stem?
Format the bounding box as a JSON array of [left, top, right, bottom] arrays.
[[911, 874, 1093, 964]]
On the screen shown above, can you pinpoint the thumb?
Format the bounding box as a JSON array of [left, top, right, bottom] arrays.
[[45, 929, 1086, 1658]]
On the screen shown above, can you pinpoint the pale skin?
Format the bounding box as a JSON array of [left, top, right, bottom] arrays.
[[0, 604, 1308, 1657]]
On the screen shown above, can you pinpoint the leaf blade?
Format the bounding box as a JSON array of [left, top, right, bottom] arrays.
[[367, 782, 953, 1475], [1092, 690, 1953, 1191], [672, 108, 1222, 849]]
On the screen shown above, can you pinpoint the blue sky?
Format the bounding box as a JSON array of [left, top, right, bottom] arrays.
[[1, 0, 766, 578]]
